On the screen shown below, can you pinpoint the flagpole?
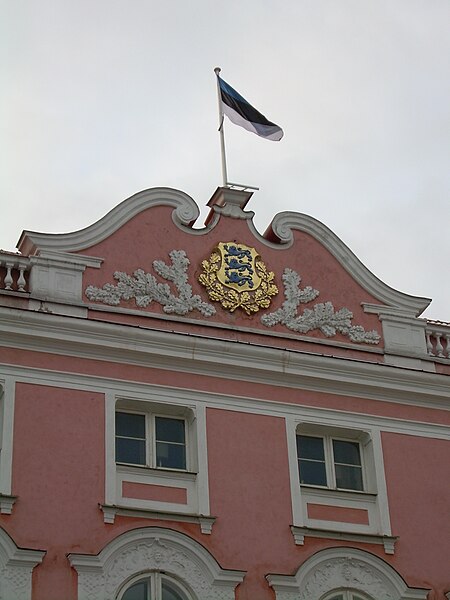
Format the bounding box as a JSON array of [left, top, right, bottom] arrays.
[[214, 67, 228, 187]]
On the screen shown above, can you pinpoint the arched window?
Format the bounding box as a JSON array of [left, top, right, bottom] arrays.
[[69, 527, 245, 600], [322, 592, 373, 600], [266, 547, 429, 600], [119, 573, 192, 600]]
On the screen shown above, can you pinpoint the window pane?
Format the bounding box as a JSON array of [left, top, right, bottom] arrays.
[[335, 464, 363, 490], [333, 440, 361, 465], [116, 437, 146, 465], [298, 459, 327, 486], [162, 580, 187, 600], [156, 441, 186, 469], [116, 412, 145, 438], [122, 581, 148, 600], [155, 417, 185, 444], [297, 435, 325, 460]]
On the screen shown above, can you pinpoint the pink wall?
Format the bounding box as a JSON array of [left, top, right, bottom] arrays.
[[122, 482, 188, 504], [3, 383, 105, 600], [1, 347, 448, 428], [381, 432, 450, 597], [0, 382, 449, 598]]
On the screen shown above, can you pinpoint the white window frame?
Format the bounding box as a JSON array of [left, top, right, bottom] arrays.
[[0, 378, 16, 514], [115, 409, 190, 472], [104, 389, 212, 530], [267, 547, 429, 600], [117, 571, 193, 600], [321, 591, 373, 600], [297, 433, 366, 492], [69, 526, 245, 600], [286, 416, 394, 552]]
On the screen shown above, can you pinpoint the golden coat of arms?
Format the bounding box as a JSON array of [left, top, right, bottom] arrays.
[[198, 242, 278, 315]]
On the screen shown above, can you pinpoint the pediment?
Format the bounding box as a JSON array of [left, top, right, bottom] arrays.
[[17, 187, 430, 352]]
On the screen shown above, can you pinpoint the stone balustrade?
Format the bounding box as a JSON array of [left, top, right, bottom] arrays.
[[0, 253, 30, 293], [426, 321, 450, 359]]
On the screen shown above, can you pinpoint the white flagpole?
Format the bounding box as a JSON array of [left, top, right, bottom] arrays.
[[214, 67, 228, 187]]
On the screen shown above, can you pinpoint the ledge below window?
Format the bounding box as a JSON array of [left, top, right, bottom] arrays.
[[290, 525, 398, 555], [100, 504, 216, 534], [0, 494, 17, 515]]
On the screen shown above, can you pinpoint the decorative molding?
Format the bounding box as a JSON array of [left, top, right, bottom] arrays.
[[86, 250, 215, 317], [68, 527, 245, 600], [17, 188, 203, 255], [0, 495, 16, 515], [99, 504, 216, 533], [266, 212, 431, 316], [1, 308, 449, 411], [4, 362, 449, 440], [199, 242, 278, 314], [207, 187, 255, 220], [266, 547, 429, 600], [290, 526, 398, 555], [261, 268, 380, 344], [31, 250, 103, 269], [0, 527, 45, 600]]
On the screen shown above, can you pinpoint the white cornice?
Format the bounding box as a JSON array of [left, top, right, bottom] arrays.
[[17, 187, 203, 254], [265, 212, 431, 316], [0, 307, 448, 410], [2, 363, 449, 440]]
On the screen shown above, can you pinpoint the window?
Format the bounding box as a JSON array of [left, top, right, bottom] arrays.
[[322, 591, 373, 600], [287, 421, 395, 552], [116, 411, 187, 470], [119, 573, 192, 600], [297, 434, 364, 491]]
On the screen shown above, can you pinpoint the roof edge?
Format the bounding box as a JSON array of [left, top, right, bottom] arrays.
[[264, 211, 431, 317], [17, 187, 201, 255]]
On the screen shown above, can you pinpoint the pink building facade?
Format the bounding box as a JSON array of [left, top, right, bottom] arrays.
[[0, 186, 449, 600]]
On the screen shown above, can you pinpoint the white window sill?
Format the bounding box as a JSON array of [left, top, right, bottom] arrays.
[[116, 463, 197, 480], [100, 503, 216, 534], [290, 525, 398, 554], [300, 484, 377, 497]]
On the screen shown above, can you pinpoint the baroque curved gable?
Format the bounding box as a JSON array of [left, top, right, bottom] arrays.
[[16, 187, 431, 351]]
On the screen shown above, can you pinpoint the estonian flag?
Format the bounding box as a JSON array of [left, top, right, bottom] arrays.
[[217, 75, 284, 141]]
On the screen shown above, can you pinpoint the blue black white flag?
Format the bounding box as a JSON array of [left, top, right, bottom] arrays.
[[217, 75, 284, 141]]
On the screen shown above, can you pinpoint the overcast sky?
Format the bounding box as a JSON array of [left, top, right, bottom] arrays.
[[1, 0, 449, 320]]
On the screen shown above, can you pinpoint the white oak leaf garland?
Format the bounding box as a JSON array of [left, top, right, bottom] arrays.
[[85, 250, 216, 317], [85, 250, 379, 345], [261, 268, 380, 344]]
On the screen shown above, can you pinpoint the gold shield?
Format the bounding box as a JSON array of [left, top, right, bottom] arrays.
[[216, 242, 262, 292], [199, 242, 278, 315]]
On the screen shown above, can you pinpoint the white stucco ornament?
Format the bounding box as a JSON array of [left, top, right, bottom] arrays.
[[69, 527, 245, 600], [85, 250, 216, 317], [266, 548, 429, 600], [261, 268, 381, 344]]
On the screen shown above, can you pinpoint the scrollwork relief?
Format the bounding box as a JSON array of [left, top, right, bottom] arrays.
[[85, 250, 216, 317], [72, 528, 244, 600], [261, 268, 381, 344]]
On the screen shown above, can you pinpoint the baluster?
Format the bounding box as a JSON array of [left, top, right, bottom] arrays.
[[434, 333, 444, 357], [425, 330, 434, 356], [445, 334, 450, 359], [4, 263, 13, 290], [17, 267, 26, 292]]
